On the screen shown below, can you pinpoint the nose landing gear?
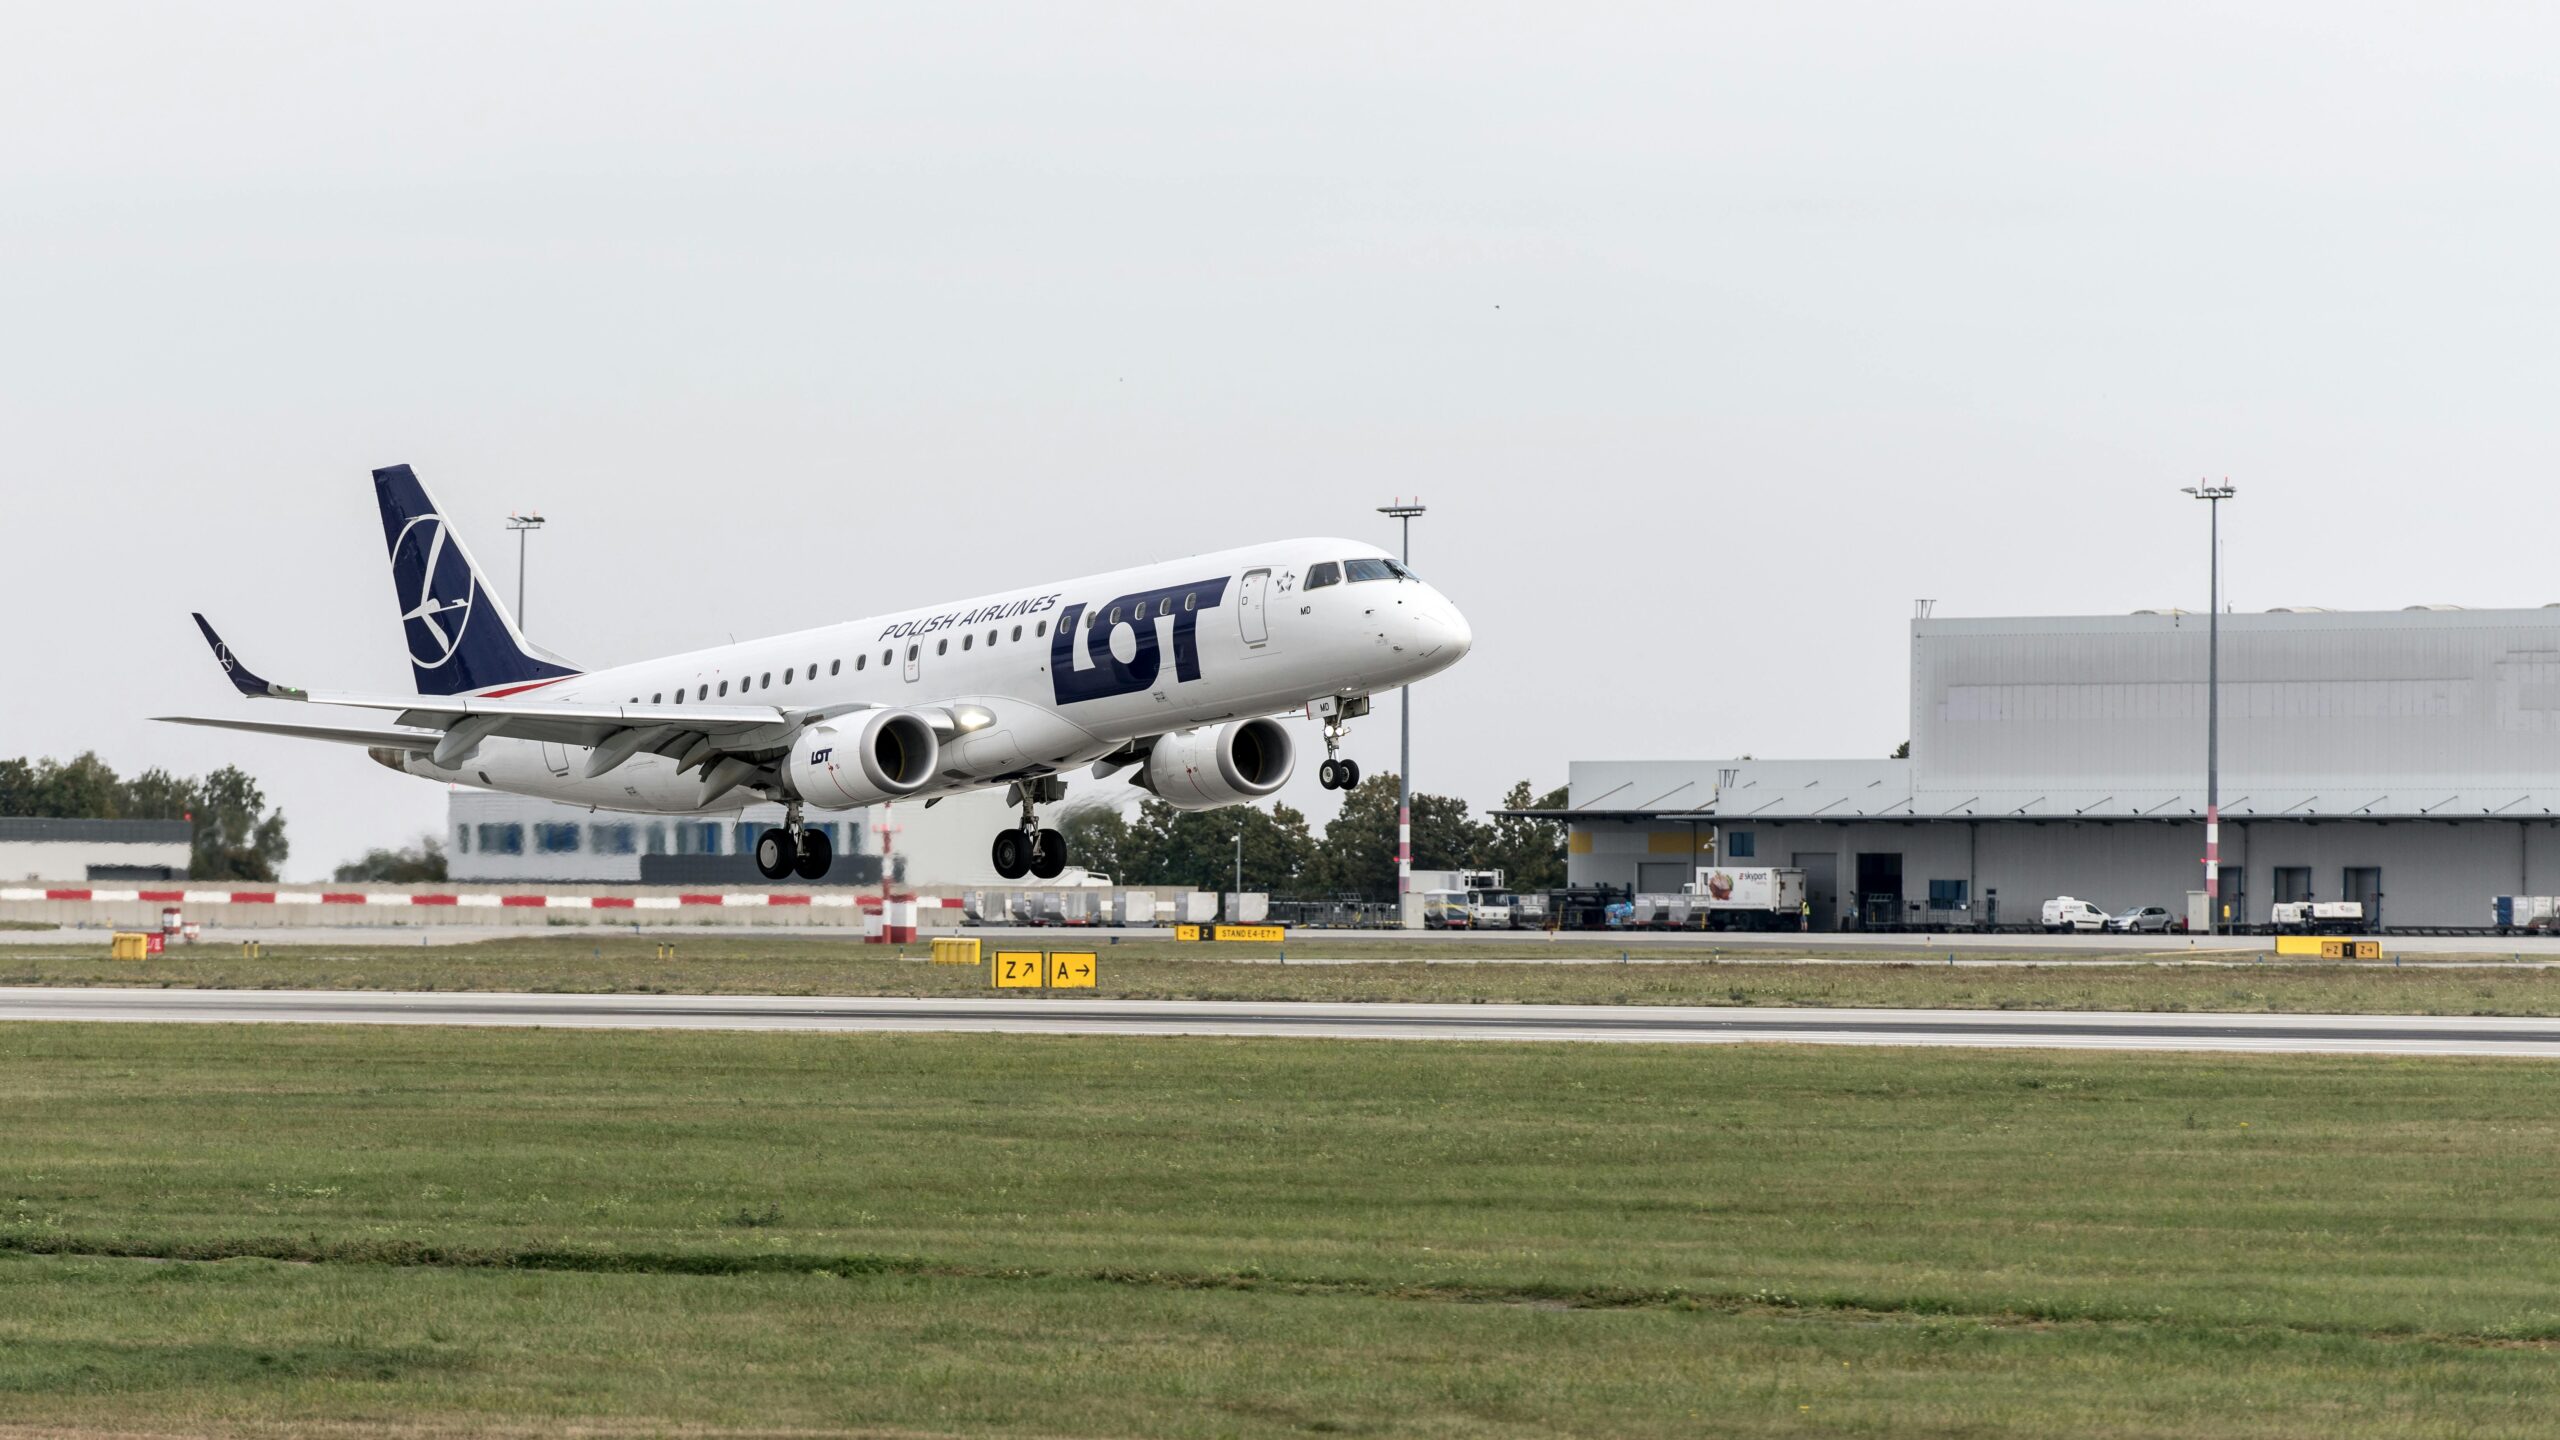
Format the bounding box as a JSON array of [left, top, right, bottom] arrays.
[[1312, 696, 1367, 791], [754, 801, 833, 881], [991, 777, 1070, 882]]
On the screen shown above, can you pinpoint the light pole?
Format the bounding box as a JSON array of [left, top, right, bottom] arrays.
[[505, 511, 545, 632], [1232, 832, 1243, 908], [1377, 499, 1426, 923], [2182, 481, 2236, 933]]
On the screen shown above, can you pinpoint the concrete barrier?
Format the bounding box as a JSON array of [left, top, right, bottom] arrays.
[[0, 884, 969, 931]]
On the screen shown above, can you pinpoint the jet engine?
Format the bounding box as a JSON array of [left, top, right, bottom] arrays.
[[783, 710, 941, 807], [1140, 718, 1295, 811]]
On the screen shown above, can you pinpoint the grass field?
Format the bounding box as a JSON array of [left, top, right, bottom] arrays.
[[13, 932, 2560, 1014], [4, 1024, 2560, 1435]]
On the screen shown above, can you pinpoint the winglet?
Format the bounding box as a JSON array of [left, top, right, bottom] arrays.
[[191, 613, 305, 699]]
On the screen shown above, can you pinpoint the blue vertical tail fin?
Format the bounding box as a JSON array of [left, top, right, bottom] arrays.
[[372, 464, 581, 697]]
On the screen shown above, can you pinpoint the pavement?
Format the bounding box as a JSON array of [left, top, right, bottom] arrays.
[[5, 987, 2560, 1056]]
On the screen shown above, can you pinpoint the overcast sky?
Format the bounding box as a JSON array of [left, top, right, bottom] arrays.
[[5, 3, 2557, 878]]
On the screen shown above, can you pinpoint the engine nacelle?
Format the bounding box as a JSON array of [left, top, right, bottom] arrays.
[[1143, 718, 1295, 811], [784, 710, 941, 807]]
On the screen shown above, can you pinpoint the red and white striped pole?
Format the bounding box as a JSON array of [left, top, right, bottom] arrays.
[[1379, 499, 1426, 923]]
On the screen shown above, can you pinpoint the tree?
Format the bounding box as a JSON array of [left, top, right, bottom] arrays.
[[1481, 780, 1570, 892], [335, 836, 447, 883], [0, 753, 290, 881], [1890, 740, 1911, 759], [187, 766, 289, 881], [0, 752, 122, 819], [1302, 774, 1400, 898], [1057, 803, 1135, 883], [1062, 796, 1316, 894]]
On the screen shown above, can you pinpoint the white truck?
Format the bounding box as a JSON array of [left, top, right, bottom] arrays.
[[2041, 896, 2110, 933], [1671, 867, 1809, 931], [2271, 900, 2366, 935]]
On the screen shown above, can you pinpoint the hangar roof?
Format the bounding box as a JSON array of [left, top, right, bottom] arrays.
[[1499, 606, 2560, 826], [1519, 763, 2560, 827]]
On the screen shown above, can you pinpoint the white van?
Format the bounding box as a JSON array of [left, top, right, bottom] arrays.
[[2041, 896, 2110, 933]]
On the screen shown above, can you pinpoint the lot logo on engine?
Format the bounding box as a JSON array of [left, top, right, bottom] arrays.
[[1051, 577, 1231, 705]]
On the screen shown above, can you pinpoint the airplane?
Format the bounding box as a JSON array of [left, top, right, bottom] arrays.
[[161, 465, 1473, 881]]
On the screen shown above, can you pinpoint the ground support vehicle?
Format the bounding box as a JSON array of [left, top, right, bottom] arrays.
[[2269, 901, 2367, 935], [2041, 897, 2110, 933]]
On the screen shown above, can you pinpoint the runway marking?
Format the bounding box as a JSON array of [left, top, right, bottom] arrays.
[[3, 988, 2559, 1056]]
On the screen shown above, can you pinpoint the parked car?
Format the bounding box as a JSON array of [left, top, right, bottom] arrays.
[[2106, 905, 2175, 934], [2041, 896, 2110, 933]]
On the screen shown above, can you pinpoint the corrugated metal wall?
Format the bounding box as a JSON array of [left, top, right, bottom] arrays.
[[1913, 609, 2560, 795]]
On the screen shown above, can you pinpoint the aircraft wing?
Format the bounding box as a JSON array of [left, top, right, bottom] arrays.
[[173, 614, 842, 772], [154, 715, 445, 752]]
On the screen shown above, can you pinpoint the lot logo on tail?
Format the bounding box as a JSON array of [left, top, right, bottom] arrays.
[[1051, 577, 1230, 705], [392, 514, 479, 670]]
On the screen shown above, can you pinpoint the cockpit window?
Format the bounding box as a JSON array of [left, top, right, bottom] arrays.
[[1305, 561, 1341, 590], [1344, 557, 1398, 583]]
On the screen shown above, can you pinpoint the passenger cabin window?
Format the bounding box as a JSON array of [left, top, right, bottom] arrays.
[[882, 649, 893, 665], [1012, 625, 1023, 641], [906, 644, 918, 661], [695, 685, 707, 701], [962, 634, 973, 650], [651, 692, 662, 703], [782, 669, 793, 684], [1344, 557, 1397, 583], [936, 638, 948, 655], [718, 680, 729, 696], [1304, 562, 1342, 590], [829, 659, 840, 675], [1036, 620, 1048, 637], [1182, 592, 1197, 610], [1108, 606, 1121, 625], [987, 629, 997, 646]]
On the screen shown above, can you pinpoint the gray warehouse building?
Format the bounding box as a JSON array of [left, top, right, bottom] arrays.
[[1549, 606, 2560, 931]]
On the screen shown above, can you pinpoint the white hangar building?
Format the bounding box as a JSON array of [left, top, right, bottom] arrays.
[[1545, 606, 2560, 931]]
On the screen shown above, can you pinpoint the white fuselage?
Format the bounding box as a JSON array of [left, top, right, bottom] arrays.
[[391, 536, 1470, 814]]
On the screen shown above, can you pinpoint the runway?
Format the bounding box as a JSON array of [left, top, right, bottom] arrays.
[[4, 986, 2559, 1056]]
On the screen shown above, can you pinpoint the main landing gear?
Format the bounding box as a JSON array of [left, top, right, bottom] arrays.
[[992, 777, 1070, 882], [754, 802, 833, 882]]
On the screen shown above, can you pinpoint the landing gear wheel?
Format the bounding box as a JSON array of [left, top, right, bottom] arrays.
[[1029, 827, 1068, 881], [792, 826, 833, 881], [754, 828, 798, 881], [1319, 759, 1341, 790], [992, 829, 1031, 881], [1338, 760, 1361, 790]]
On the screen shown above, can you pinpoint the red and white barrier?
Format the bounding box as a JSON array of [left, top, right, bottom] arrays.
[[0, 887, 963, 912]]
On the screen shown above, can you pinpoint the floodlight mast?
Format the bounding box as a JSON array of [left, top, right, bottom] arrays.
[[1378, 499, 1427, 923], [505, 512, 546, 634], [2181, 481, 2237, 933]]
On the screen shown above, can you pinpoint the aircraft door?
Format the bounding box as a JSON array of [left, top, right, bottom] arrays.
[[539, 741, 572, 778], [1238, 568, 1270, 647], [903, 642, 921, 683]]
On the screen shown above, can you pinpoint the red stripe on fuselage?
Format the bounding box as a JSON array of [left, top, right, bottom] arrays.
[[477, 675, 579, 699]]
